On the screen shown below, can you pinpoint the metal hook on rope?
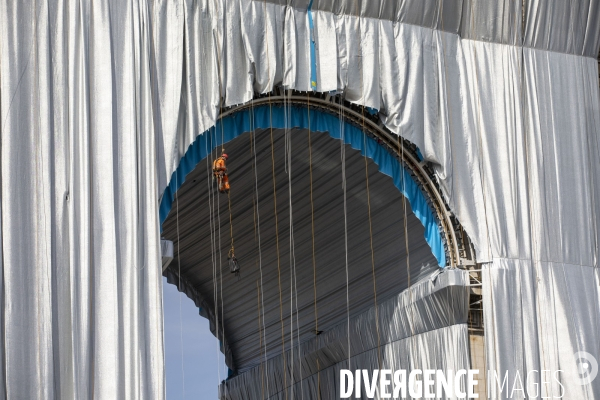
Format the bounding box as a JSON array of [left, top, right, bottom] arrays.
[[226, 186, 239, 279], [228, 246, 240, 278]]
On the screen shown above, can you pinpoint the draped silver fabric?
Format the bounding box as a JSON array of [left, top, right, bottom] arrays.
[[1, 1, 165, 398], [155, 1, 600, 398], [2, 0, 600, 398], [480, 49, 600, 398], [219, 270, 470, 400]]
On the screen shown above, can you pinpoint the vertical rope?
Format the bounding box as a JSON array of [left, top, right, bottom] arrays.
[[207, 25, 228, 387], [251, 97, 270, 397], [269, 107, 287, 400], [205, 132, 219, 390], [307, 95, 318, 335], [175, 176, 185, 398], [397, 137, 411, 288], [256, 280, 264, 398], [398, 124, 416, 364], [217, 173, 226, 388], [263, 0, 287, 397], [210, 128, 223, 388], [397, 119, 419, 386], [363, 124, 382, 369], [250, 124, 267, 399], [227, 192, 235, 256], [354, 1, 382, 369], [340, 97, 351, 374], [216, 134, 224, 387], [284, 87, 293, 400], [292, 94, 304, 400], [285, 88, 302, 400], [307, 92, 321, 398], [209, 6, 229, 385]]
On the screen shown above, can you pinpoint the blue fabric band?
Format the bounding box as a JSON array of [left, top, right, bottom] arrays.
[[160, 105, 446, 267]]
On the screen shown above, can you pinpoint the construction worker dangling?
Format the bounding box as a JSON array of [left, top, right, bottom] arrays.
[[213, 151, 230, 193]]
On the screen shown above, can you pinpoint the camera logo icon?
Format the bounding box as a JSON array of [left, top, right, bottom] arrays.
[[574, 351, 598, 386]]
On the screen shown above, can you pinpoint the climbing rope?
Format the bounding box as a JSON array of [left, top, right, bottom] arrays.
[[252, 145, 266, 397], [307, 93, 319, 337], [256, 280, 265, 398], [175, 174, 186, 398], [211, 13, 230, 382], [250, 124, 264, 397], [214, 145, 227, 384], [217, 185, 226, 372], [209, 128, 223, 388], [340, 95, 351, 375], [355, 4, 382, 368], [268, 106, 287, 400], [285, 86, 303, 400], [307, 92, 322, 399], [362, 116, 382, 369], [398, 114, 417, 382], [250, 96, 270, 397], [227, 191, 239, 278], [205, 136, 217, 386], [210, 6, 230, 389], [263, 0, 288, 397], [398, 132, 411, 288]]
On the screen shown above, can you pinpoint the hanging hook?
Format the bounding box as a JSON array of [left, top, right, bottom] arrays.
[[228, 247, 240, 278]]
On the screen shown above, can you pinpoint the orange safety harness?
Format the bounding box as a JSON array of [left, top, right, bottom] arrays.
[[212, 152, 230, 193]]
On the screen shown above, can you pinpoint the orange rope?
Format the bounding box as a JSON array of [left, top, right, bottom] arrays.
[[307, 91, 321, 399], [264, 1, 287, 397]]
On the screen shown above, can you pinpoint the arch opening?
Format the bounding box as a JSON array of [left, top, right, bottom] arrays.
[[160, 92, 476, 375]]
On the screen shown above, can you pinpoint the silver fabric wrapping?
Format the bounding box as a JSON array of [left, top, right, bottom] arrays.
[[525, 0, 600, 57], [3, 0, 600, 398], [219, 270, 470, 400], [224, 2, 600, 398], [151, 0, 220, 195], [483, 259, 600, 399], [223, 325, 470, 400], [1, 1, 165, 398], [480, 49, 600, 398], [460, 0, 522, 45]]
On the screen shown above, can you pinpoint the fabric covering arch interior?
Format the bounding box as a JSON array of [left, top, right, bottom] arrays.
[[2, 0, 600, 398], [161, 126, 469, 399]]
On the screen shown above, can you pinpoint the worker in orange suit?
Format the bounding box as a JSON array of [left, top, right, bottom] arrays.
[[213, 152, 230, 193]]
